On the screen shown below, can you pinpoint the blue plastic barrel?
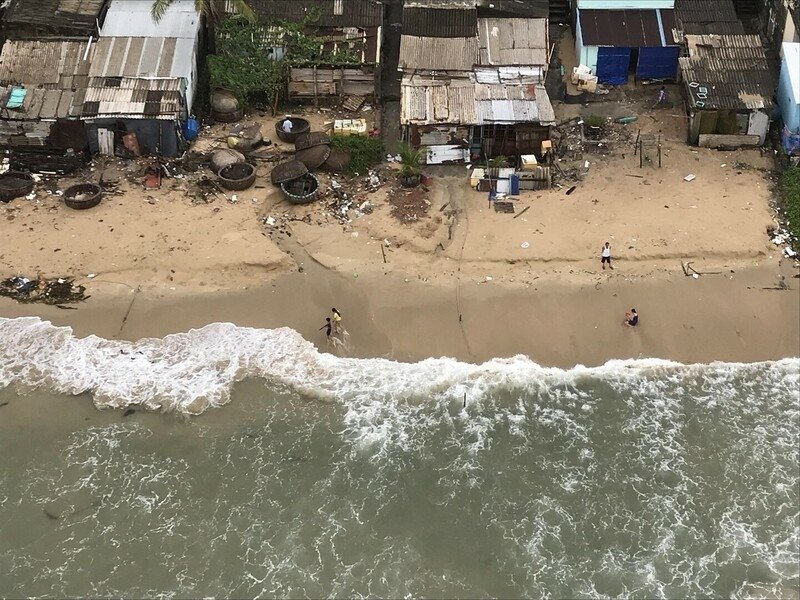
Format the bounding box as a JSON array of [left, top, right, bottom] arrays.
[[183, 117, 200, 141], [509, 173, 520, 195]]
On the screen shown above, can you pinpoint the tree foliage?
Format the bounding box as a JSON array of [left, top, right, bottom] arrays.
[[207, 12, 363, 110], [781, 166, 800, 246], [151, 0, 254, 25]]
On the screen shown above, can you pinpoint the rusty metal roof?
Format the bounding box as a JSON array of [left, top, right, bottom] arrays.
[[402, 7, 477, 37], [2, 0, 108, 38], [674, 0, 744, 35], [579, 8, 676, 47], [81, 77, 182, 119], [679, 35, 774, 110], [0, 40, 94, 87], [400, 35, 479, 71], [245, 0, 383, 27], [89, 36, 195, 80], [401, 75, 554, 124], [478, 18, 548, 66]]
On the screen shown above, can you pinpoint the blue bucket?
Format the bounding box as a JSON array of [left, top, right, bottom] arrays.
[[183, 117, 200, 141]]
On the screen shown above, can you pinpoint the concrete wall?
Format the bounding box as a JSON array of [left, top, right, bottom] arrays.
[[576, 0, 673, 9]]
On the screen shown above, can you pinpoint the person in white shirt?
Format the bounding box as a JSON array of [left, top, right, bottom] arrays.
[[281, 116, 293, 133], [601, 241, 613, 270]]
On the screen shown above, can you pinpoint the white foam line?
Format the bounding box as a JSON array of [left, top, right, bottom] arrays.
[[1, 317, 798, 415]]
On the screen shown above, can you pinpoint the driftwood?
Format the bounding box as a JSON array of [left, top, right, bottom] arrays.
[[681, 261, 722, 276], [514, 206, 531, 219]]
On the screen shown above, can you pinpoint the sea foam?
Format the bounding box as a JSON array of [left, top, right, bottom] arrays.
[[0, 316, 797, 415]]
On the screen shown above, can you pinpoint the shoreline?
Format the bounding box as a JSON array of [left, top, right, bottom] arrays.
[[2, 262, 798, 368]]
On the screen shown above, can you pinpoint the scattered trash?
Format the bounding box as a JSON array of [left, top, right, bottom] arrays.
[[86, 273, 97, 279], [0, 276, 88, 304], [521, 241, 530, 249], [683, 174, 696, 182], [566, 185, 577, 195]]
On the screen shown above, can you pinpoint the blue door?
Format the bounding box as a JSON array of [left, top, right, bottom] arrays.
[[636, 46, 679, 80], [596, 47, 630, 86]]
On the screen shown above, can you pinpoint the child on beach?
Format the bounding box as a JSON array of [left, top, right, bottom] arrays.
[[601, 242, 613, 270], [331, 308, 342, 333], [624, 309, 639, 327], [319, 317, 332, 338]]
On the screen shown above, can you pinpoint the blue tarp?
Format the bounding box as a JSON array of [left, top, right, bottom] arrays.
[[636, 46, 679, 80], [596, 47, 630, 86], [6, 87, 26, 109]]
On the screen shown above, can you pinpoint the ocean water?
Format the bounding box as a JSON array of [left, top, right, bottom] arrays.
[[0, 317, 798, 598]]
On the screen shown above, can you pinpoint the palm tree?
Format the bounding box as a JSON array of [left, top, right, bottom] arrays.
[[150, 0, 255, 24]]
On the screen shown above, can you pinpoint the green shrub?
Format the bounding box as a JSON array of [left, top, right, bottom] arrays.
[[330, 136, 384, 175], [781, 166, 800, 245], [584, 115, 605, 128]]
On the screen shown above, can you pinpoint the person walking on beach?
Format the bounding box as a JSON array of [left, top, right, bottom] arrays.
[[601, 241, 613, 270], [624, 308, 639, 327], [331, 308, 342, 334]]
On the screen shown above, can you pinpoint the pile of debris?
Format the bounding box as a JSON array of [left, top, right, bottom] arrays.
[[0, 276, 88, 305], [388, 185, 430, 223], [767, 223, 798, 259]]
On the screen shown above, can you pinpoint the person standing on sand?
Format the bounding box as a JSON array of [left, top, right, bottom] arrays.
[[624, 308, 639, 327], [601, 241, 613, 270], [281, 115, 293, 133]]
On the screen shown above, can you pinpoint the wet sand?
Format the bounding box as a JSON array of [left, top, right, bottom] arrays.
[[2, 262, 798, 367]]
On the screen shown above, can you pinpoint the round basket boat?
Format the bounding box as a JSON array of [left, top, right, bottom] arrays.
[[295, 144, 331, 171], [218, 162, 256, 191], [280, 173, 319, 205], [270, 160, 308, 186], [210, 148, 246, 174], [0, 171, 34, 202], [63, 183, 102, 210], [212, 108, 244, 123], [321, 149, 351, 173], [275, 117, 310, 143], [294, 131, 331, 151]]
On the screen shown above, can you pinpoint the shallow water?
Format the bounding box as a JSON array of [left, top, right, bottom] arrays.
[[0, 318, 798, 598]]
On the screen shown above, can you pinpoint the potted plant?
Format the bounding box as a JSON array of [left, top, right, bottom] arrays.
[[486, 155, 506, 179], [398, 143, 424, 187]]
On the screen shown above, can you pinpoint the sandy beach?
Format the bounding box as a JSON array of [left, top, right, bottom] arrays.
[[2, 94, 799, 367]]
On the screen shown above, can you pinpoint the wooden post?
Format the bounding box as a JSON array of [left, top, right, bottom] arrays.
[[339, 66, 345, 104], [313, 65, 318, 108]]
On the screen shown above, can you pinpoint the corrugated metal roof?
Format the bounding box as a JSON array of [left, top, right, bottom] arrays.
[[679, 35, 774, 110], [404, 0, 475, 7], [89, 37, 194, 80], [2, 0, 107, 38], [403, 7, 478, 38], [0, 41, 94, 87], [399, 35, 479, 71], [476, 0, 548, 19], [478, 17, 548, 65], [244, 0, 383, 27], [100, 0, 201, 38], [579, 8, 676, 47], [82, 77, 182, 119], [674, 0, 744, 35], [0, 85, 83, 119], [401, 75, 554, 124], [472, 66, 545, 84]]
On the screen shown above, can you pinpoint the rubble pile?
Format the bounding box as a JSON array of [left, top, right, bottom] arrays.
[[0, 276, 88, 305]]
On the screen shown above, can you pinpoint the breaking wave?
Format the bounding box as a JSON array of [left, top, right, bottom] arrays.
[[1, 316, 798, 415]]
